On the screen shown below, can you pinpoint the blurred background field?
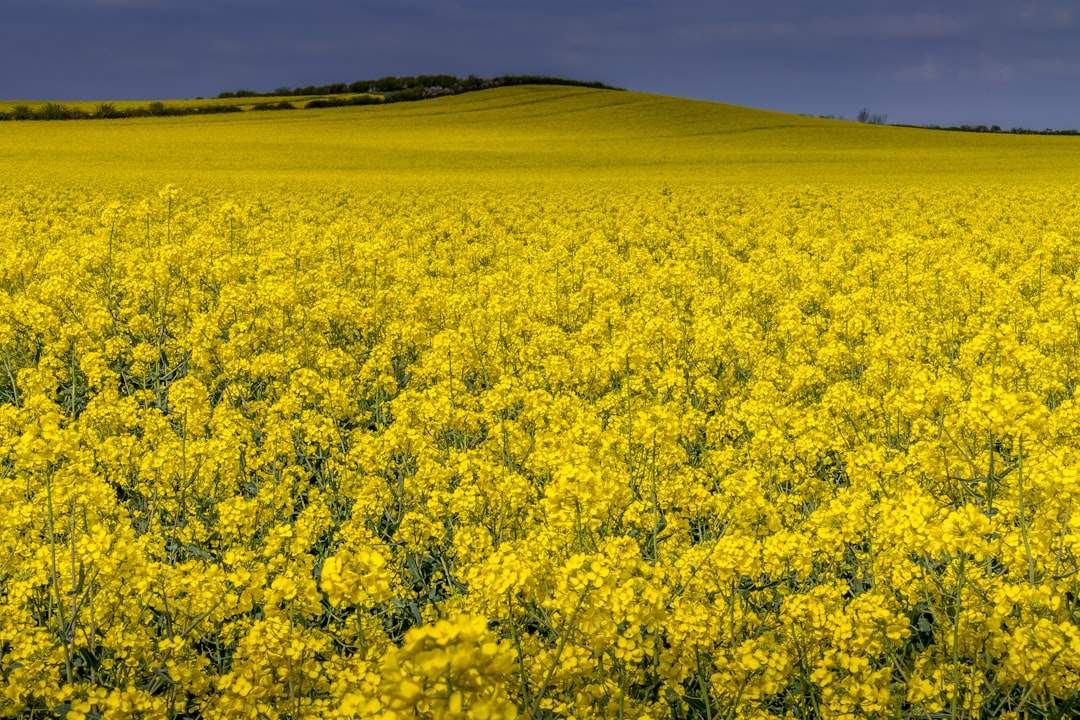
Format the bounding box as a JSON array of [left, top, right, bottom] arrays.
[[4, 85, 1079, 189]]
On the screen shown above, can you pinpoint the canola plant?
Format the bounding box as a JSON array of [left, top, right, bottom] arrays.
[[2, 86, 1080, 718]]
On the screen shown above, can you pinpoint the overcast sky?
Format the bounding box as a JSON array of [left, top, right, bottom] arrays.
[[2, 0, 1078, 130]]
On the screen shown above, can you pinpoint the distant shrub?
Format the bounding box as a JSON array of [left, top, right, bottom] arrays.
[[250, 101, 296, 111], [857, 108, 888, 124], [389, 86, 427, 102], [96, 103, 121, 119], [371, 76, 407, 92], [304, 95, 382, 110], [461, 74, 487, 91], [13, 104, 34, 120], [37, 103, 71, 120], [191, 104, 243, 115]]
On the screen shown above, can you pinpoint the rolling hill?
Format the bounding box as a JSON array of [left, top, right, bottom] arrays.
[[3, 85, 1078, 189]]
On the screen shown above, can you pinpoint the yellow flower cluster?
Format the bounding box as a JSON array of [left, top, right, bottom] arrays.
[[3, 87, 1080, 718], [380, 617, 516, 720]]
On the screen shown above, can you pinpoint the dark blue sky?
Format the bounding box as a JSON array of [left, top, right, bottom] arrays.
[[3, 0, 1079, 130]]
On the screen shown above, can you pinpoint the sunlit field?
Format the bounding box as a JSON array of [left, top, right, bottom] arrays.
[[3, 85, 1080, 719]]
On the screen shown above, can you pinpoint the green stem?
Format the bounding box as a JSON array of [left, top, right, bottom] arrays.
[[531, 583, 591, 718]]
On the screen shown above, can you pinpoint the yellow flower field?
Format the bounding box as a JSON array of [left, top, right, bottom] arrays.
[[2, 85, 1080, 718]]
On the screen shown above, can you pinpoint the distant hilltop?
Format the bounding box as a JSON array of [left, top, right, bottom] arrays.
[[219, 74, 622, 102]]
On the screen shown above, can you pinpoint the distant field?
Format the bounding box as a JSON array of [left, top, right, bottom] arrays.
[[2, 86, 1080, 718], [3, 85, 1079, 187]]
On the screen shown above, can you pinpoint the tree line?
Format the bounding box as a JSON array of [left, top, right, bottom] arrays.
[[0, 75, 619, 122], [910, 123, 1079, 136], [850, 107, 1079, 136], [0, 101, 247, 121], [219, 74, 619, 100]]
